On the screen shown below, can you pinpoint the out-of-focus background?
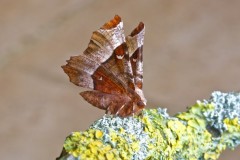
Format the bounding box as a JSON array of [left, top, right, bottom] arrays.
[[1, 0, 240, 159]]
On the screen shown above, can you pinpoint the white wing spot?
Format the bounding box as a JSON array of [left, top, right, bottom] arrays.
[[99, 76, 103, 81], [133, 58, 137, 62], [116, 55, 124, 59]]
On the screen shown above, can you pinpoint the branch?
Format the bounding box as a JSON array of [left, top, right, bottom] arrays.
[[56, 91, 240, 160]]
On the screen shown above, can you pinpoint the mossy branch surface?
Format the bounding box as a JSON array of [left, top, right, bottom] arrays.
[[57, 91, 240, 160]]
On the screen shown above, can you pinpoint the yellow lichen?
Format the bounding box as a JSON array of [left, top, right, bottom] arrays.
[[106, 152, 114, 160], [224, 118, 240, 132], [95, 130, 103, 139], [204, 152, 219, 160]]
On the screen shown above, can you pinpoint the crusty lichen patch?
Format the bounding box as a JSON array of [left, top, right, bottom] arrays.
[[59, 92, 240, 160], [64, 129, 117, 159], [63, 120, 144, 160]]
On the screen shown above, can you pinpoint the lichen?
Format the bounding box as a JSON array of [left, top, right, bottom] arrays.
[[63, 129, 117, 159], [57, 92, 240, 160], [203, 91, 240, 133]]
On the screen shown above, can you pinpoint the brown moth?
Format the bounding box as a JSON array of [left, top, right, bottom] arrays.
[[62, 15, 146, 117]]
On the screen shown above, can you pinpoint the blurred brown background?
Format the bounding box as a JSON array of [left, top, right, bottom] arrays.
[[0, 0, 240, 159]]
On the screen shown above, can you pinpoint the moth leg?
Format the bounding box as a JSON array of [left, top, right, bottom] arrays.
[[130, 105, 136, 116], [132, 106, 135, 116], [105, 102, 112, 115], [105, 108, 109, 115], [116, 104, 125, 116]]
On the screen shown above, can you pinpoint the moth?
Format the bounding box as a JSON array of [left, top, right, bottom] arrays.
[[62, 15, 146, 117]]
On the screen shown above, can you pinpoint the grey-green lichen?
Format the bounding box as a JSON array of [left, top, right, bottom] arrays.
[[56, 91, 240, 160], [203, 91, 240, 134]]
